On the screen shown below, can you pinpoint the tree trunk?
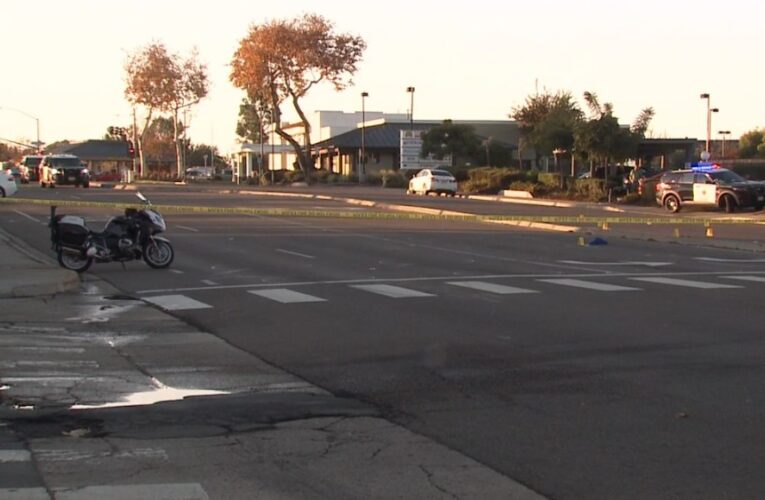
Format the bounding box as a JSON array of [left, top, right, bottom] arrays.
[[173, 108, 183, 179], [137, 110, 153, 180], [291, 92, 313, 183]]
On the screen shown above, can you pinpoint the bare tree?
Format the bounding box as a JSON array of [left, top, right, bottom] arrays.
[[230, 14, 365, 180]]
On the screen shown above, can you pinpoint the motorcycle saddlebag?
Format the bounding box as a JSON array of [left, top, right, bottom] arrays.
[[55, 215, 89, 248]]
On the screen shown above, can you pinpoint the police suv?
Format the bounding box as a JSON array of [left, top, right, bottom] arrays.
[[655, 164, 765, 213]]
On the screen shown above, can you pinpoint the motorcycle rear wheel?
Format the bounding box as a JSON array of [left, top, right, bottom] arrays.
[[57, 249, 93, 273], [143, 240, 174, 269]]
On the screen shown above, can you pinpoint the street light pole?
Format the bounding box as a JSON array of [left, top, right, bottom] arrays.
[[718, 130, 731, 158], [360, 92, 368, 184], [700, 93, 710, 155], [699, 93, 719, 159], [406, 86, 415, 131], [0, 106, 41, 151]]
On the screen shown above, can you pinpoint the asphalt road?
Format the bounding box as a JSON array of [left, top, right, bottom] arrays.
[[4, 184, 765, 499]]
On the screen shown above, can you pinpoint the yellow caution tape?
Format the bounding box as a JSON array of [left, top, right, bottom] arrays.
[[1, 196, 762, 225]]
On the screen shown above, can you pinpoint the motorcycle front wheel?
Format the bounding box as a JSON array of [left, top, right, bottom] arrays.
[[57, 249, 93, 273], [143, 239, 174, 269]]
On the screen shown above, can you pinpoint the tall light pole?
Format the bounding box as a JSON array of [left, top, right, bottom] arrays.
[[0, 106, 41, 151], [270, 108, 275, 185], [699, 93, 719, 159], [718, 130, 731, 158], [406, 86, 415, 131], [360, 91, 368, 184]]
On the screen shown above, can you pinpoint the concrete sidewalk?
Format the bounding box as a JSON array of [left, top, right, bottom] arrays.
[[0, 229, 79, 298], [0, 229, 544, 499]]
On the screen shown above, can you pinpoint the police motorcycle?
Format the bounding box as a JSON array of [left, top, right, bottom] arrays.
[[49, 192, 174, 273]]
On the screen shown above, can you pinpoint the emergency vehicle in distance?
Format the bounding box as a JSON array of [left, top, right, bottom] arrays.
[[655, 163, 765, 213]]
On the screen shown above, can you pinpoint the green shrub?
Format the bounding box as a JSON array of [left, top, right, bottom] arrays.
[[365, 172, 382, 185], [621, 192, 643, 204], [508, 180, 548, 196], [538, 172, 562, 187], [571, 179, 607, 202], [380, 169, 407, 188], [460, 167, 526, 194], [284, 170, 305, 183], [313, 170, 332, 183], [141, 171, 181, 182]]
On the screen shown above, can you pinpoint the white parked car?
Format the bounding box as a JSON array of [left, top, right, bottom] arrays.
[[408, 169, 458, 196], [0, 170, 18, 197]]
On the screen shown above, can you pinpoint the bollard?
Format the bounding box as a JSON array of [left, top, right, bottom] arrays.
[[601, 221, 610, 231], [705, 226, 714, 238], [673, 228, 681, 238], [578, 236, 585, 246]]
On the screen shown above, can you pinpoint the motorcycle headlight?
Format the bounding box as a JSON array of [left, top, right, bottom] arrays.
[[81, 168, 89, 174], [50, 168, 59, 175]]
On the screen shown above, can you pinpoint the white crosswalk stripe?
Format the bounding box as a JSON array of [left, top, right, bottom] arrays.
[[0, 488, 49, 500], [143, 295, 213, 311], [537, 279, 641, 292], [630, 277, 742, 289], [0, 449, 31, 462], [350, 284, 435, 298], [447, 281, 538, 294], [138, 274, 765, 309], [249, 288, 326, 303], [721, 275, 765, 283]]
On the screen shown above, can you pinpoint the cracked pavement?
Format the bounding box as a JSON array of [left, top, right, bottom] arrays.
[[1, 277, 544, 499]]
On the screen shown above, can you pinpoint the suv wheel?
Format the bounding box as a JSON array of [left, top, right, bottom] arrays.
[[721, 194, 737, 213], [664, 194, 681, 213]]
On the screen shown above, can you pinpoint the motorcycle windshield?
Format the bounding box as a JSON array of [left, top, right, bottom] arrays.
[[145, 209, 166, 231]]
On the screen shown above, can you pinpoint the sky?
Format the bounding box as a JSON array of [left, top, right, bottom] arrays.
[[1, 0, 761, 154]]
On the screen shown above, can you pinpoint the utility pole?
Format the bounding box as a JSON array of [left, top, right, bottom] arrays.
[[132, 107, 139, 177]]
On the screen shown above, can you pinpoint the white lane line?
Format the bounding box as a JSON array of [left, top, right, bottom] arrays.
[[201, 279, 219, 286], [248, 288, 326, 303], [276, 248, 316, 259], [54, 483, 209, 500], [694, 257, 765, 263], [447, 281, 538, 294], [0, 360, 99, 369], [143, 295, 213, 311], [170, 269, 184, 274], [176, 225, 199, 232], [0, 449, 31, 462], [538, 279, 641, 292], [351, 284, 435, 298], [630, 277, 742, 289], [12, 210, 40, 223], [722, 275, 765, 283], [558, 260, 673, 267]]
